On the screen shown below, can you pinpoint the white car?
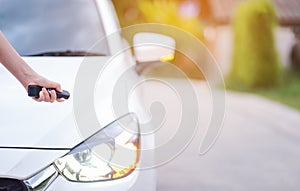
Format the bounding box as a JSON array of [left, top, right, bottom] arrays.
[[0, 0, 160, 190]]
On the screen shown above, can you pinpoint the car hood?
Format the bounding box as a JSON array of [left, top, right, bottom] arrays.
[[0, 56, 115, 149], [0, 56, 145, 178]]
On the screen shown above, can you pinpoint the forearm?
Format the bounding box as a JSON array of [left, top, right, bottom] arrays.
[[0, 32, 38, 88]]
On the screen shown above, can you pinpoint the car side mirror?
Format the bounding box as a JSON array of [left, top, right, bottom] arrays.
[[133, 32, 176, 74]]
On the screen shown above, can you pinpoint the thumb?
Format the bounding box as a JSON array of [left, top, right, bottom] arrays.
[[42, 79, 62, 92], [52, 82, 62, 92]]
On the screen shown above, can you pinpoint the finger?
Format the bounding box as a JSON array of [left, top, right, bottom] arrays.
[[50, 90, 56, 103], [56, 98, 65, 102], [55, 83, 62, 92], [42, 88, 51, 102], [35, 91, 45, 102], [32, 97, 42, 102], [48, 81, 62, 92]]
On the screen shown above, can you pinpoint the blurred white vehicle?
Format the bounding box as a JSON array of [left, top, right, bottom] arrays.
[[0, 0, 158, 190]]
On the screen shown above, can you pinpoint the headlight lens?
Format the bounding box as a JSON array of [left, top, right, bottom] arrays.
[[54, 113, 140, 182]]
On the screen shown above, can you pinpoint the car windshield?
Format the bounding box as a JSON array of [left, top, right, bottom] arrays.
[[0, 0, 109, 56]]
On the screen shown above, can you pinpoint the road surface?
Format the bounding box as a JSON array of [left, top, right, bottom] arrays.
[[150, 80, 300, 191]]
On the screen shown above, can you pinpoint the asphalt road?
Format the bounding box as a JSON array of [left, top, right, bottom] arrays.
[[153, 80, 300, 191]]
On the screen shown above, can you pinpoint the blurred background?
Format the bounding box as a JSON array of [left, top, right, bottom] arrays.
[[112, 0, 300, 110], [112, 0, 300, 191]]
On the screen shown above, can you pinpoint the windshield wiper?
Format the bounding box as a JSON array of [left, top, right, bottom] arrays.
[[24, 50, 106, 57]]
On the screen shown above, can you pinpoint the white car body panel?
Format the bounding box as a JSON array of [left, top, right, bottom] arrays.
[[0, 149, 66, 178]]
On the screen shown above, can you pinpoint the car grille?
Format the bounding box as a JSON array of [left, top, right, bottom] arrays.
[[0, 178, 28, 191]]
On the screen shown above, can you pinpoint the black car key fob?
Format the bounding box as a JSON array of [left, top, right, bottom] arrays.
[[28, 85, 70, 99]]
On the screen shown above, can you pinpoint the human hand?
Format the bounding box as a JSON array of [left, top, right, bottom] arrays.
[[27, 75, 65, 103], [0, 32, 66, 103]]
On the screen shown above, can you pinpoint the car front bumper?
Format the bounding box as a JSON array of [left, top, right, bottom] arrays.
[[48, 169, 156, 191]]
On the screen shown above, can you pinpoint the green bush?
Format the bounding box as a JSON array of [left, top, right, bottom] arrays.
[[229, 0, 281, 88]]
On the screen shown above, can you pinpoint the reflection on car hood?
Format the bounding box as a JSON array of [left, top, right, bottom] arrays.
[[0, 56, 113, 149]]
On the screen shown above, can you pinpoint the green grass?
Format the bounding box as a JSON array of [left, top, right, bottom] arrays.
[[226, 69, 300, 110]]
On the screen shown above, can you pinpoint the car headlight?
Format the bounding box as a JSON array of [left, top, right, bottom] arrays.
[[54, 113, 140, 182]]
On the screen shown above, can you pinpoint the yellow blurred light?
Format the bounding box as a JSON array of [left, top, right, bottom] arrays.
[[160, 54, 175, 62]]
